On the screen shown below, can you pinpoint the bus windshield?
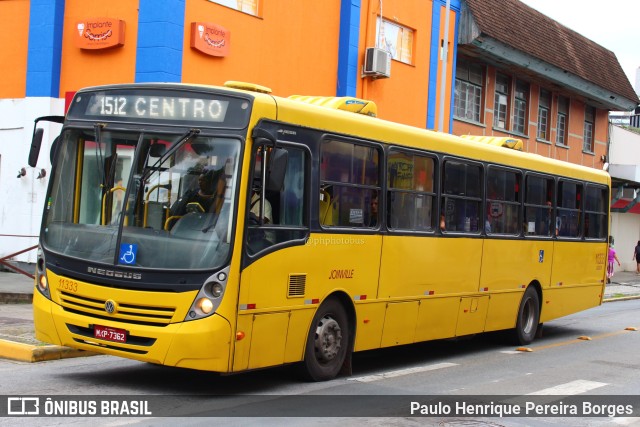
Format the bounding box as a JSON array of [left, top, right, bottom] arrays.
[[44, 126, 241, 270]]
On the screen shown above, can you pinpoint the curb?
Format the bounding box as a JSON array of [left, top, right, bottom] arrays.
[[0, 293, 33, 304], [0, 338, 99, 363]]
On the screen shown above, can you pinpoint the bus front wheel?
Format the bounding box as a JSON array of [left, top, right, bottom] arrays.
[[512, 286, 540, 345], [301, 299, 349, 381]]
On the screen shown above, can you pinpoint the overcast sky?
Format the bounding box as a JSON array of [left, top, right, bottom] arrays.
[[519, 0, 639, 91]]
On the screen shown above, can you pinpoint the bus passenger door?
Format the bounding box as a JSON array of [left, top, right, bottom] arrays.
[[235, 142, 313, 371]]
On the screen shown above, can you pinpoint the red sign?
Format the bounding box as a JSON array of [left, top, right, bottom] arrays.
[[190, 22, 230, 57], [75, 18, 125, 50], [94, 325, 127, 343]]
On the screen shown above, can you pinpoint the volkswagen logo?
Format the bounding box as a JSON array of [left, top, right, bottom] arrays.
[[104, 300, 117, 314]]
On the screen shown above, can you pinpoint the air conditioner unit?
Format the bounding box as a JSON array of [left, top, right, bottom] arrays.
[[363, 47, 391, 78]]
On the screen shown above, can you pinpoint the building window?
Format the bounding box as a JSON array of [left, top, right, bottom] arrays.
[[493, 73, 510, 129], [583, 105, 595, 153], [377, 18, 414, 64], [537, 89, 551, 141], [454, 59, 483, 123], [556, 96, 569, 146], [513, 80, 529, 134], [208, 0, 259, 16]]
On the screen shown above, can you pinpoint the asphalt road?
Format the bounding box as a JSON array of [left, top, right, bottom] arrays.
[[1, 299, 638, 426]]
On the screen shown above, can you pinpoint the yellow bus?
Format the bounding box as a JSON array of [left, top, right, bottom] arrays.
[[29, 82, 609, 381]]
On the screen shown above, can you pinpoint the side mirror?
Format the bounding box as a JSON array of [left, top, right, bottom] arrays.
[[251, 127, 277, 147], [266, 147, 288, 192], [28, 128, 44, 167], [149, 143, 166, 158]]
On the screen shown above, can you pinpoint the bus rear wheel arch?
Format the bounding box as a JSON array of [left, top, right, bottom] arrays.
[[301, 296, 354, 381]]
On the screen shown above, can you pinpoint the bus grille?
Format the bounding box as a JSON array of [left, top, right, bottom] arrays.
[[58, 291, 176, 326], [288, 274, 307, 297]]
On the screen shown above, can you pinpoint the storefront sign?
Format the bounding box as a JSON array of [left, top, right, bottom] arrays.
[[190, 22, 230, 57], [75, 18, 125, 50]]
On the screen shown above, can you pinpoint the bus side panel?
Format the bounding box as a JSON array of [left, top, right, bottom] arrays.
[[354, 302, 386, 351], [235, 234, 382, 368], [233, 313, 253, 371], [542, 241, 606, 322], [414, 297, 460, 342], [455, 296, 489, 336], [378, 236, 482, 298], [480, 239, 554, 291], [483, 293, 521, 332], [540, 286, 604, 323], [284, 309, 315, 363], [248, 312, 289, 369], [380, 301, 420, 347], [481, 239, 553, 332]]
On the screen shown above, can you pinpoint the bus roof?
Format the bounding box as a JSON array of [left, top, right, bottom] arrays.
[[70, 82, 610, 186]]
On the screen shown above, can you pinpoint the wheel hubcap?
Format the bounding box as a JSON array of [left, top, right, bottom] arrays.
[[314, 315, 342, 363]]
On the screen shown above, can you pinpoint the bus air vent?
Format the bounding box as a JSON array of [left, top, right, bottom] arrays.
[[224, 81, 272, 94], [288, 274, 307, 298], [288, 95, 377, 117], [458, 135, 523, 151]]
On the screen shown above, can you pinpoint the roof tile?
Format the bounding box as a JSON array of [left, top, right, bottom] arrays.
[[464, 0, 639, 104]]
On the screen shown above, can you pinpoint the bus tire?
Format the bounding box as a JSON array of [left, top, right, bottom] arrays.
[[301, 298, 349, 382], [512, 286, 540, 345]]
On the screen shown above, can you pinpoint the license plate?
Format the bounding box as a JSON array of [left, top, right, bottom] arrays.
[[94, 325, 127, 343]]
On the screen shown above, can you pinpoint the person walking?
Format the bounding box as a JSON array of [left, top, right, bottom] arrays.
[[607, 242, 621, 283], [633, 240, 640, 274]]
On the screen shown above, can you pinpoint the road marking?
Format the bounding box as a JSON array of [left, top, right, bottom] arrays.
[[612, 417, 640, 425], [527, 379, 607, 395], [349, 362, 458, 383], [525, 329, 631, 352]]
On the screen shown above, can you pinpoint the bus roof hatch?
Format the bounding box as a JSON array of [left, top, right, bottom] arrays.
[[459, 135, 523, 151], [288, 95, 378, 117]]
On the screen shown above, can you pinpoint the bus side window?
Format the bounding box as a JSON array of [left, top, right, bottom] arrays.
[[319, 187, 333, 226], [247, 145, 308, 255], [319, 139, 381, 229]]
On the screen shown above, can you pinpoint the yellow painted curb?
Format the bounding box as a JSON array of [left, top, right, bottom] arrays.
[[0, 338, 98, 362]]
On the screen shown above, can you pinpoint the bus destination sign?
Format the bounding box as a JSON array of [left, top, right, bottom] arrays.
[[83, 94, 230, 122]]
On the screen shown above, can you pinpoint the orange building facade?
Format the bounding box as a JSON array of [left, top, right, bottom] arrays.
[[0, 0, 457, 131]]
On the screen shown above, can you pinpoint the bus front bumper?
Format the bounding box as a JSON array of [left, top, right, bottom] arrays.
[[33, 290, 232, 372]]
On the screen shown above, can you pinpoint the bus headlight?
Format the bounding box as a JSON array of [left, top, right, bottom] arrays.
[[197, 297, 214, 314], [35, 247, 51, 300], [185, 266, 229, 321]]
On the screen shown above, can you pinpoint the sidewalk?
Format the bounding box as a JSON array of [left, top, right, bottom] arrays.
[[1, 269, 639, 363]]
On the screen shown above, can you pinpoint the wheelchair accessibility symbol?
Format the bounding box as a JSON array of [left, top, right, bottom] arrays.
[[119, 243, 138, 265]]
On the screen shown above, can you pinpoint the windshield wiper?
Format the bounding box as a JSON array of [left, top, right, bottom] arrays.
[[141, 128, 200, 182], [94, 123, 107, 190]]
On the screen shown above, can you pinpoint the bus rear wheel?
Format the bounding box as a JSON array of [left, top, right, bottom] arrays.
[[512, 286, 540, 345], [301, 299, 349, 381]]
